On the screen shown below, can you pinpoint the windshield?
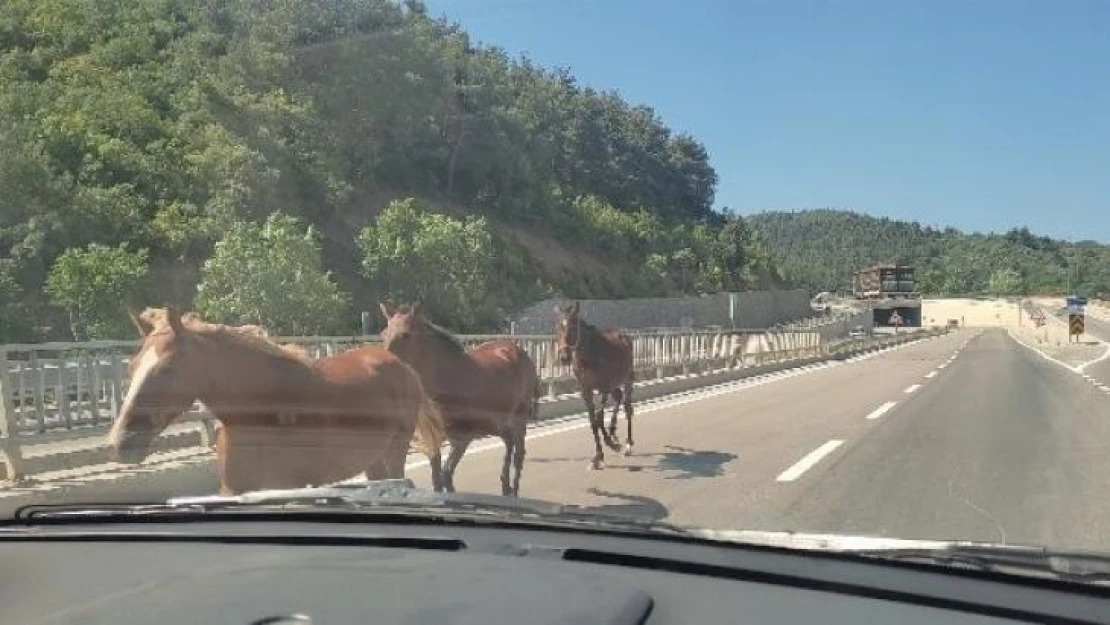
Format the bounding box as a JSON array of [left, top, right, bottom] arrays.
[[3, 0, 1110, 565]]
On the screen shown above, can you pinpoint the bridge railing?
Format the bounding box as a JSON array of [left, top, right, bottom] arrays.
[[0, 326, 962, 481], [0, 328, 820, 440]]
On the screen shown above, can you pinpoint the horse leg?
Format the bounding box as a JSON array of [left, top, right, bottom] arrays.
[[511, 427, 526, 496], [599, 390, 611, 435], [429, 449, 445, 493], [608, 387, 622, 441], [370, 427, 411, 482], [599, 391, 621, 453], [499, 433, 514, 497], [622, 381, 634, 457], [442, 437, 471, 493], [508, 404, 528, 496], [583, 388, 605, 470]]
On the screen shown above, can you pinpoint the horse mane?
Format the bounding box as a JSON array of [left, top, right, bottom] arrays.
[[418, 319, 468, 355], [578, 316, 603, 353], [139, 308, 315, 366]]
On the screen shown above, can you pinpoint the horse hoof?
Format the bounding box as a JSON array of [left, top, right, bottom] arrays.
[[622, 443, 633, 457], [588, 459, 603, 471]]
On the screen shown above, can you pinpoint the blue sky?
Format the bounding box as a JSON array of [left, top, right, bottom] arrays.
[[425, 0, 1110, 242]]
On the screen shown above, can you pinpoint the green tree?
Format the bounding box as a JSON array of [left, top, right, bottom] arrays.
[[1, 0, 747, 338], [45, 244, 149, 340], [194, 212, 350, 335], [0, 259, 32, 342], [359, 198, 499, 330], [988, 268, 1025, 297]]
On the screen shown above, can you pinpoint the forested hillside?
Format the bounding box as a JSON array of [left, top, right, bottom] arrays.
[[749, 210, 1110, 297], [0, 0, 780, 341]]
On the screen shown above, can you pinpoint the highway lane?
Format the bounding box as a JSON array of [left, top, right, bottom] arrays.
[[8, 327, 1110, 552], [773, 329, 1110, 549], [416, 327, 1110, 549]]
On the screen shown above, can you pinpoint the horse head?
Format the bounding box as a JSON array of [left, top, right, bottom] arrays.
[[108, 306, 207, 464], [379, 300, 427, 360], [555, 301, 582, 365]]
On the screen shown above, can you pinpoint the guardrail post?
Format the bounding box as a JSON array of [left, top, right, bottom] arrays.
[[89, 352, 103, 425], [655, 335, 665, 379], [56, 361, 71, 430], [31, 352, 46, 433], [109, 352, 124, 422], [0, 350, 26, 481]]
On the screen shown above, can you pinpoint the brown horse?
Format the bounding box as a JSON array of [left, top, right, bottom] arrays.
[[379, 303, 539, 496], [555, 302, 635, 470], [109, 307, 446, 495]]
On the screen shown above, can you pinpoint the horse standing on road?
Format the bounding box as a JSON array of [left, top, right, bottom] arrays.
[[555, 302, 636, 470], [108, 307, 446, 495], [380, 303, 539, 497]]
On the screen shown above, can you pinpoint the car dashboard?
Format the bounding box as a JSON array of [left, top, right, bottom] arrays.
[[2, 516, 1109, 624]]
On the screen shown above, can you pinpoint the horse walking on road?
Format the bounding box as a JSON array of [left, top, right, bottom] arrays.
[[555, 302, 635, 470], [380, 303, 539, 497], [108, 307, 445, 495]]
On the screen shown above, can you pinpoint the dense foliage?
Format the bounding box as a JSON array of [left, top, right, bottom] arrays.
[[44, 243, 149, 340], [360, 199, 506, 331], [748, 210, 1110, 297], [0, 0, 776, 341], [194, 213, 349, 335]]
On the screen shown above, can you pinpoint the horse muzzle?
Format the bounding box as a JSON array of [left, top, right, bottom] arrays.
[[110, 430, 157, 465]]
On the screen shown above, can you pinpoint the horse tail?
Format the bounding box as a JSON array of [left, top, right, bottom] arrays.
[[411, 377, 447, 459]]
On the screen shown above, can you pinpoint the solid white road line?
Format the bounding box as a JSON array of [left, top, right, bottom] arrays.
[[905, 384, 922, 394], [925, 371, 938, 378], [865, 401, 898, 421], [777, 440, 845, 482]]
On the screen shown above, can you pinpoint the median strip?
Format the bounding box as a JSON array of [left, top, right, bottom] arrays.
[[776, 440, 844, 482]]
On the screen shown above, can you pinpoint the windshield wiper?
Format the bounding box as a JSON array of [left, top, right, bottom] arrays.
[[10, 479, 688, 536], [855, 543, 1110, 585]]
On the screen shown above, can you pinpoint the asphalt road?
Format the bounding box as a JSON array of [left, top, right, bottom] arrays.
[[7, 328, 1110, 551]]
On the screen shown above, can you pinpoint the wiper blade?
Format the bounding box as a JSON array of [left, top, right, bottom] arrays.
[[857, 543, 1110, 585], [13, 479, 687, 536]]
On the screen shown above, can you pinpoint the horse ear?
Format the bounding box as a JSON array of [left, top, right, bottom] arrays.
[[128, 309, 150, 338], [164, 305, 185, 335], [379, 301, 395, 320]]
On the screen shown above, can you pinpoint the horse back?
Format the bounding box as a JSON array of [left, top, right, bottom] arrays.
[[313, 346, 421, 406]]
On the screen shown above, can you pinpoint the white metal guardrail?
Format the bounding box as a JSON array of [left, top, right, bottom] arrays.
[[0, 326, 946, 480]]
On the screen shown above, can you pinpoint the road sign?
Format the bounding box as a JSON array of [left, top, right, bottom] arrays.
[[1069, 313, 1085, 338], [1068, 296, 1089, 307]]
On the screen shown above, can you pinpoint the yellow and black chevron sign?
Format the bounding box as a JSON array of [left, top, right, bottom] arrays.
[[1069, 313, 1085, 336]]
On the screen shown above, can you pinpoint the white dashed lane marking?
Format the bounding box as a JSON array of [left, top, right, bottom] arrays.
[[865, 401, 898, 421], [776, 440, 844, 482]]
